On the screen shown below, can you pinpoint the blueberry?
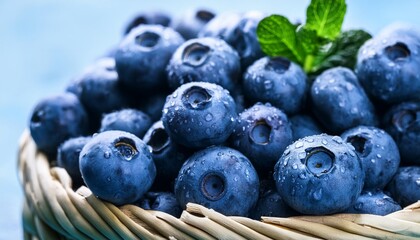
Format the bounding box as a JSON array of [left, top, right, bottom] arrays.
[[115, 25, 184, 95], [171, 9, 215, 40], [243, 57, 307, 115], [124, 11, 171, 35], [143, 121, 192, 191], [174, 146, 259, 216], [386, 166, 420, 207], [289, 114, 323, 141], [166, 37, 241, 93], [199, 11, 265, 68], [310, 67, 377, 134], [66, 58, 130, 128], [137, 92, 168, 122], [57, 136, 91, 189], [274, 134, 364, 215], [341, 126, 400, 190], [29, 92, 90, 156], [99, 109, 152, 139], [249, 187, 298, 220], [344, 190, 401, 215], [79, 131, 156, 205], [136, 192, 182, 218], [356, 23, 420, 103], [161, 82, 237, 149], [229, 102, 293, 176], [382, 101, 420, 165]]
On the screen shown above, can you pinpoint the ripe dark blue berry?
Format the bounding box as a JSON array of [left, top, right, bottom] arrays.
[[174, 146, 259, 216], [161, 82, 237, 149], [100, 109, 152, 139], [136, 192, 182, 217], [79, 131, 156, 205], [274, 134, 364, 215], [386, 166, 420, 207], [344, 190, 401, 215], [171, 9, 215, 40], [124, 11, 171, 35], [289, 114, 323, 141]]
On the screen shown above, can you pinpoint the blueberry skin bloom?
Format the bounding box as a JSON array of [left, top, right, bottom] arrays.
[[310, 67, 377, 134], [166, 38, 241, 92], [166, 37, 241, 93], [230, 103, 293, 175], [243, 57, 307, 115], [29, 92, 90, 156], [383, 101, 420, 165], [161, 82, 237, 149], [174, 146, 259, 216], [115, 25, 184, 94], [79, 131, 156, 205], [386, 166, 420, 207], [171, 9, 215, 40], [341, 126, 400, 190], [344, 190, 401, 216], [57, 136, 92, 189], [274, 134, 364, 215], [355, 23, 420, 103], [100, 109, 152, 139]]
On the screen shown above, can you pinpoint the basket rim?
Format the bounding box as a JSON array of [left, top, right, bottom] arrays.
[[18, 130, 420, 239]]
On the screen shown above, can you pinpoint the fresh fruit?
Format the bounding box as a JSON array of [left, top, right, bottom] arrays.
[[161, 82, 237, 149], [289, 114, 323, 141], [79, 130, 156, 205], [341, 126, 400, 190], [249, 187, 298, 220], [174, 146, 259, 216], [382, 101, 420, 165], [136, 192, 182, 217], [142, 121, 191, 191], [274, 134, 364, 215], [57, 136, 91, 189], [29, 92, 90, 156], [171, 9, 215, 40], [344, 190, 401, 215], [310, 67, 377, 133], [166, 37, 241, 93], [229, 102, 293, 176], [386, 166, 420, 207], [99, 109, 152, 139], [123, 11, 171, 35], [115, 24, 184, 95], [356, 23, 420, 103], [243, 56, 307, 115]]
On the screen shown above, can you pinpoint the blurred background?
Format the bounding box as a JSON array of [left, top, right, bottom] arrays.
[[1, 0, 419, 238]]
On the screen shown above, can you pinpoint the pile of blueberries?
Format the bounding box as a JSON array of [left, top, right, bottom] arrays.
[[29, 9, 420, 219]]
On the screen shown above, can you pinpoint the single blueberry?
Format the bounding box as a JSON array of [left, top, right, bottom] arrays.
[[386, 166, 420, 207], [143, 121, 192, 191], [249, 187, 298, 220], [171, 9, 215, 40], [136, 192, 182, 218], [166, 37, 241, 93], [356, 23, 420, 103], [29, 92, 90, 156], [161, 82, 237, 149], [382, 101, 420, 165], [344, 190, 402, 215], [115, 25, 184, 95], [229, 102, 293, 176], [274, 134, 364, 215], [57, 136, 92, 189], [310, 67, 377, 133], [123, 11, 171, 35], [99, 109, 152, 139], [243, 56, 307, 115], [341, 126, 400, 190], [79, 131, 156, 205], [174, 146, 259, 216]]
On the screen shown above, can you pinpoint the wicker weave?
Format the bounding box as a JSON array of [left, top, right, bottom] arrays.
[[18, 130, 420, 239]]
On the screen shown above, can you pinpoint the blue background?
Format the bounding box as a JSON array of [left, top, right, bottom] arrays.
[[1, 0, 419, 238]]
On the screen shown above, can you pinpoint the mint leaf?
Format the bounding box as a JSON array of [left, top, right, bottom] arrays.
[[257, 15, 304, 63], [311, 29, 372, 74], [306, 0, 346, 40]]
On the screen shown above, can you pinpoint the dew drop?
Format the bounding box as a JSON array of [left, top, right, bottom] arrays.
[[376, 154, 382, 159], [313, 188, 322, 201], [321, 139, 328, 145], [205, 113, 213, 122], [295, 141, 304, 149], [292, 163, 298, 170], [104, 151, 111, 159], [416, 178, 420, 186], [354, 202, 363, 210], [371, 159, 376, 163], [298, 152, 306, 160]]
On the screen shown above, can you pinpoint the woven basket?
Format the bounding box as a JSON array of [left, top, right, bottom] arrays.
[[18, 129, 420, 240]]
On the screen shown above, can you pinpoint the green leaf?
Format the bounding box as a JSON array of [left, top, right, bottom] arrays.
[[306, 0, 347, 40], [296, 26, 329, 55], [257, 15, 304, 63], [311, 29, 372, 74]]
